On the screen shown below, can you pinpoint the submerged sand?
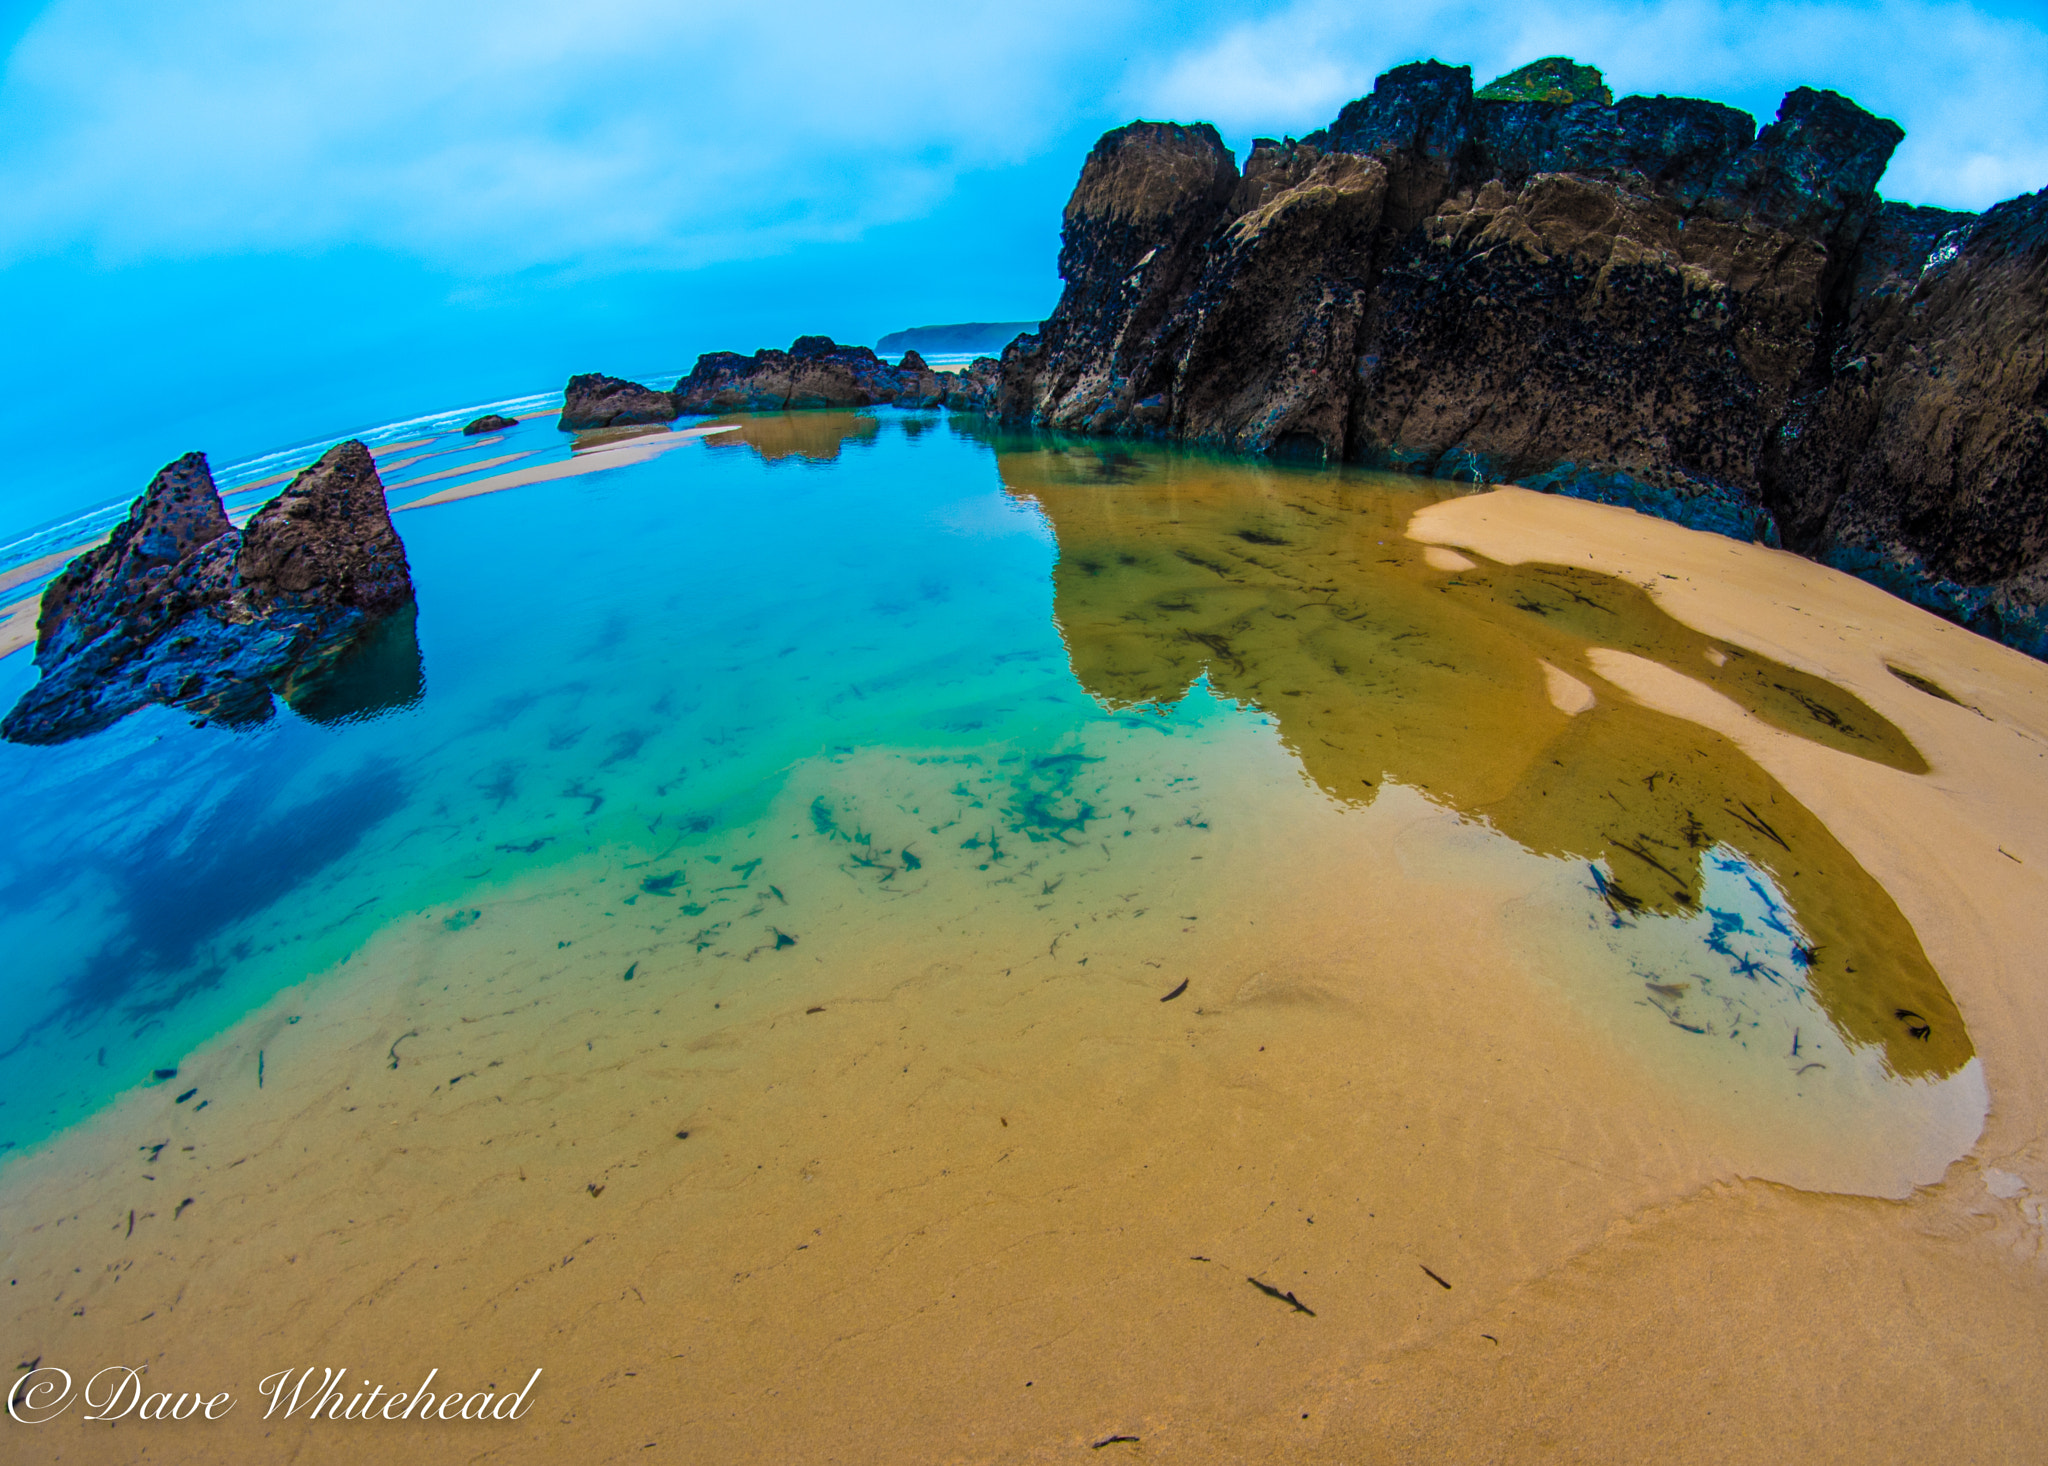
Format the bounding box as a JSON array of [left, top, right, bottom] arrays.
[[0, 591, 37, 661], [1, 485, 2043, 1462]]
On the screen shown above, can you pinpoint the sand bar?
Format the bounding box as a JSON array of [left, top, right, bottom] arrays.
[[381, 450, 536, 493], [0, 541, 102, 598], [0, 590, 38, 659], [394, 424, 736, 512], [369, 436, 436, 458]]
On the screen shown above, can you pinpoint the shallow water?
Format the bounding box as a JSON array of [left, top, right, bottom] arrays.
[[0, 410, 1980, 1201]]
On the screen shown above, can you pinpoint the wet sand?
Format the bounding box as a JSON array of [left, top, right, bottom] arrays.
[[393, 425, 737, 512], [0, 591, 38, 660], [0, 544, 102, 599], [380, 450, 537, 493], [2, 484, 2043, 1462]]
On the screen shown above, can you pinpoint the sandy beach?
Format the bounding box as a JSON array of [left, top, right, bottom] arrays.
[[2, 478, 2041, 1463]]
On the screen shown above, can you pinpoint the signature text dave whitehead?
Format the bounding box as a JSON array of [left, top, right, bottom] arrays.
[[7, 1365, 541, 1424]]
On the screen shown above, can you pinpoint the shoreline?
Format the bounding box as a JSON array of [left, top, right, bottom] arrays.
[[3, 483, 2042, 1461]]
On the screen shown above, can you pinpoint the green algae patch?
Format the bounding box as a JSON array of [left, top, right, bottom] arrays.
[[996, 438, 1966, 1081], [1477, 57, 1614, 106]]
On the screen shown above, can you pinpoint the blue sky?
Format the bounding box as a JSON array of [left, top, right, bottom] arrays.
[[2, 0, 2046, 538]]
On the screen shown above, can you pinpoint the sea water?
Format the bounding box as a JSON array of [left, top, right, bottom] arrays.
[[0, 408, 1985, 1201]]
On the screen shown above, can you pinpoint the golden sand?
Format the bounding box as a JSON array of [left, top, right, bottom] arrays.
[[2, 483, 2043, 1462], [0, 591, 38, 661], [380, 450, 537, 493], [393, 426, 737, 512], [369, 437, 437, 458]]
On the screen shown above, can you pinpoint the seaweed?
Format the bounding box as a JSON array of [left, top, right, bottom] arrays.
[[1247, 1277, 1316, 1315]]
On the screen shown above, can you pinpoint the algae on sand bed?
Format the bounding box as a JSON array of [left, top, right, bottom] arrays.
[[996, 437, 1968, 1081]]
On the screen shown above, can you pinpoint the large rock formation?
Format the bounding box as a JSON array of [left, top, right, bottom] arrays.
[[237, 440, 411, 614], [990, 57, 2048, 657], [1763, 191, 2048, 654], [559, 373, 679, 431], [3, 443, 419, 744], [669, 336, 950, 413]]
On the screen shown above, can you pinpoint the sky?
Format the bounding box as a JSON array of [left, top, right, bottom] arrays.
[[2, 0, 2046, 539]]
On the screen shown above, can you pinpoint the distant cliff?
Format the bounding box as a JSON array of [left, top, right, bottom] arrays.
[[876, 321, 1042, 357], [988, 58, 2048, 657]]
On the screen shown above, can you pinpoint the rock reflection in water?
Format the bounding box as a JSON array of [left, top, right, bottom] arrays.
[[278, 601, 425, 725], [705, 411, 882, 464], [997, 437, 1968, 1081]]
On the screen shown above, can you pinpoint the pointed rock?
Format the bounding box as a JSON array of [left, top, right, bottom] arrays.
[[33, 451, 236, 667], [5, 442, 417, 744], [238, 440, 410, 614]]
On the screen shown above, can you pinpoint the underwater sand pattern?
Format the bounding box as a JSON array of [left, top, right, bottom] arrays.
[[0, 416, 2043, 1462]]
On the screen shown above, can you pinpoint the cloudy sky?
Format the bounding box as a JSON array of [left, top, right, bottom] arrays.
[[2, 0, 2045, 533]]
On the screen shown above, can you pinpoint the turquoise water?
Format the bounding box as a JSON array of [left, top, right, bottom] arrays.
[[0, 410, 1099, 1153], [0, 408, 1988, 1195]]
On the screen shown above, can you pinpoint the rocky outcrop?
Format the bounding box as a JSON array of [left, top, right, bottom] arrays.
[[989, 55, 2048, 656], [946, 354, 1006, 413], [29, 452, 239, 678], [559, 373, 679, 431], [669, 335, 951, 412], [1764, 190, 2048, 654], [463, 413, 518, 435], [1002, 63, 1880, 474], [3, 443, 418, 744], [237, 440, 411, 614]]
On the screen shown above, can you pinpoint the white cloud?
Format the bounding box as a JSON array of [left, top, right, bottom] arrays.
[[0, 0, 2041, 276], [1126, 0, 2048, 212], [0, 0, 1128, 270]]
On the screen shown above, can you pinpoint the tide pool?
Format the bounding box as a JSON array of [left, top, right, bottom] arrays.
[[0, 407, 1979, 1191], [0, 407, 2007, 1465]]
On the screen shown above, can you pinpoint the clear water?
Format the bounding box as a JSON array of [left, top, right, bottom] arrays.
[[0, 408, 1984, 1195]]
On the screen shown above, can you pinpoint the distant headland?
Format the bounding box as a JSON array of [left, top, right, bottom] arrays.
[[876, 322, 1042, 357]]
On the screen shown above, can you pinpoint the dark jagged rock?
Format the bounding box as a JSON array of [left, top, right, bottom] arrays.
[[1476, 95, 1756, 206], [1308, 61, 1476, 233], [463, 413, 518, 435], [32, 451, 238, 673], [669, 335, 956, 413], [1765, 188, 2048, 654], [238, 440, 411, 615], [1348, 172, 1826, 502], [997, 121, 1240, 433], [946, 354, 1007, 413], [558, 373, 679, 431], [988, 57, 2048, 655], [1700, 87, 1903, 248], [1001, 83, 1838, 479], [3, 444, 418, 744], [1315, 61, 1477, 166], [1759, 200, 1977, 551]]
